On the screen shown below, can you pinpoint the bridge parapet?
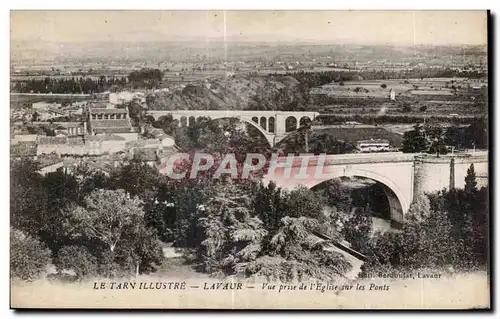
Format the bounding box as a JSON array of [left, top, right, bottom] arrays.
[[414, 153, 489, 164], [275, 152, 415, 167]]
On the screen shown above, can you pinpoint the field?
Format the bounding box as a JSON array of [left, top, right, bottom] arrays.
[[10, 93, 96, 110], [313, 77, 486, 98], [311, 126, 404, 147], [312, 77, 488, 117]]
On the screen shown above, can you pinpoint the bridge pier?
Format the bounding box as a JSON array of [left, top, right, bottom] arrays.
[[147, 110, 319, 148]]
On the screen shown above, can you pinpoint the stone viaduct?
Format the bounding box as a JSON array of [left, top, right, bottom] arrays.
[[264, 151, 488, 227], [146, 110, 320, 146]]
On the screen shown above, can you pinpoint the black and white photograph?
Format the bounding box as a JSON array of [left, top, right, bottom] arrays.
[[9, 9, 490, 309]]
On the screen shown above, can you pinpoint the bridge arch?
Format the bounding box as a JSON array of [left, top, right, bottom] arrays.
[[309, 168, 407, 226], [285, 116, 297, 132], [189, 116, 196, 126], [208, 116, 275, 147], [268, 117, 275, 133], [180, 116, 187, 127], [260, 117, 267, 131], [299, 116, 312, 127]]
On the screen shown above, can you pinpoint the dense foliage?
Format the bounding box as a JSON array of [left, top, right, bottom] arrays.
[[12, 68, 164, 94], [10, 93, 489, 283], [281, 68, 486, 91], [10, 228, 52, 282], [402, 119, 487, 153], [365, 165, 489, 272]]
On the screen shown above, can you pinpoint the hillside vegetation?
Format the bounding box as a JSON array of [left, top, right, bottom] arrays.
[[147, 75, 310, 111]]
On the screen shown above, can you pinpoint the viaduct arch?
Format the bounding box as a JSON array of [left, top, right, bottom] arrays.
[[146, 110, 320, 147], [309, 169, 407, 226]]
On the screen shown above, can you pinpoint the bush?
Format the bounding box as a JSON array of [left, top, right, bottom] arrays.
[[55, 245, 98, 279], [243, 217, 352, 282], [419, 105, 428, 112], [10, 228, 52, 281], [341, 206, 373, 255], [368, 209, 461, 270], [243, 255, 350, 282], [282, 186, 327, 221], [380, 83, 387, 89]]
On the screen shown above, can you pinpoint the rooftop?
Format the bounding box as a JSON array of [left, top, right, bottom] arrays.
[[86, 134, 126, 142], [51, 122, 84, 128], [46, 108, 66, 115], [90, 119, 131, 129], [126, 139, 160, 148], [37, 153, 63, 168], [38, 136, 68, 145], [93, 127, 134, 134], [89, 108, 128, 114], [11, 141, 37, 157]]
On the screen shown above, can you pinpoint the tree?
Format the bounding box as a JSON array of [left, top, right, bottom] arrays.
[[72, 164, 112, 201], [196, 182, 267, 275], [380, 83, 387, 89], [253, 181, 285, 234], [324, 179, 353, 213], [464, 164, 478, 193], [67, 189, 145, 253], [110, 155, 161, 201], [173, 176, 218, 248], [10, 228, 52, 282], [245, 216, 352, 282], [10, 159, 48, 236], [60, 189, 164, 276], [282, 186, 327, 221], [406, 194, 431, 223], [154, 114, 178, 136], [342, 205, 373, 254], [402, 123, 429, 153], [144, 201, 176, 242], [42, 169, 79, 208], [55, 245, 98, 279]]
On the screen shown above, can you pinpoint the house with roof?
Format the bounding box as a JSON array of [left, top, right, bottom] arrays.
[[37, 152, 64, 175], [11, 141, 37, 159], [37, 134, 129, 157], [36, 108, 68, 121], [86, 107, 138, 141]]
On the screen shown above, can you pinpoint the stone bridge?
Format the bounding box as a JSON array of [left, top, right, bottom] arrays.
[[146, 110, 319, 146], [264, 151, 488, 226]]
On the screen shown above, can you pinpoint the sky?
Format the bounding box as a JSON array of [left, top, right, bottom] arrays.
[[10, 10, 488, 46]]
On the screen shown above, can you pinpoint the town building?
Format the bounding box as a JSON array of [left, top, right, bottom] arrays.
[[32, 102, 61, 111], [109, 91, 145, 105], [36, 135, 128, 156], [86, 107, 137, 141], [35, 107, 68, 121], [11, 140, 37, 159], [37, 153, 64, 175]]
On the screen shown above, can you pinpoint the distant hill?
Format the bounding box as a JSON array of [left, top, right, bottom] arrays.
[[10, 40, 487, 65], [147, 74, 310, 111]]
